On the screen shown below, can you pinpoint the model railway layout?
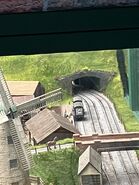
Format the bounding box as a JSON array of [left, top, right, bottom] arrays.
[[74, 90, 139, 185]]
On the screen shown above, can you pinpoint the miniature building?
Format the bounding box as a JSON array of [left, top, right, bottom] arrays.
[[25, 108, 79, 145], [0, 70, 32, 185], [7, 81, 45, 105], [78, 146, 102, 185], [0, 118, 30, 185]]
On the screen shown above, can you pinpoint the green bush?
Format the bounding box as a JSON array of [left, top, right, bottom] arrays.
[[57, 138, 74, 145], [30, 148, 80, 185]]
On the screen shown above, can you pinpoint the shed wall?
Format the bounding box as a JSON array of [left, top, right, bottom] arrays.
[[38, 127, 74, 144], [12, 95, 33, 105], [79, 164, 102, 185], [28, 127, 74, 145], [34, 83, 45, 97], [0, 0, 42, 14], [81, 164, 100, 175], [0, 122, 30, 185]]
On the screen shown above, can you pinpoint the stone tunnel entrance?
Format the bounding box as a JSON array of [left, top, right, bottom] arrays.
[[72, 76, 100, 94], [57, 70, 114, 95]]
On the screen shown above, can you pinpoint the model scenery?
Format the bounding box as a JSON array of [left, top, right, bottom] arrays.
[[0, 49, 139, 184]]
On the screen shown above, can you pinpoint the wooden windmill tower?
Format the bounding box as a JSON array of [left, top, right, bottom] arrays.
[[0, 68, 33, 185], [0, 69, 62, 185]]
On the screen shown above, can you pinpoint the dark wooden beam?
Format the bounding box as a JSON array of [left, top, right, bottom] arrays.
[[0, 7, 139, 55], [74, 133, 139, 152], [0, 28, 139, 56]]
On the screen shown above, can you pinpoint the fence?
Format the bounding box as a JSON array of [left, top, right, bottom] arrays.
[[30, 176, 45, 185]]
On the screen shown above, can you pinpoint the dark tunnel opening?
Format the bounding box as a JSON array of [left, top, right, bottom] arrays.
[[72, 77, 100, 94]]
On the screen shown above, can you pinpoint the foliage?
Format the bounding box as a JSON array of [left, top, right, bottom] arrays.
[[30, 148, 80, 185], [30, 144, 46, 150], [31, 138, 74, 150], [105, 74, 139, 132], [56, 138, 74, 145]]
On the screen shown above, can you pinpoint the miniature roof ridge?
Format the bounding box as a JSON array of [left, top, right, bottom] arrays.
[[7, 81, 40, 96], [26, 108, 78, 143], [52, 111, 79, 133], [78, 146, 102, 175], [26, 109, 60, 143]]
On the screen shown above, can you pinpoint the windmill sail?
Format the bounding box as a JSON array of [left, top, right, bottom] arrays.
[[9, 118, 32, 170], [0, 69, 16, 115], [0, 68, 32, 171], [17, 88, 62, 116], [0, 101, 9, 124]]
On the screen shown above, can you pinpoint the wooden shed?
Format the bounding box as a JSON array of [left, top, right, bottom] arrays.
[[25, 108, 79, 145], [78, 146, 102, 185], [7, 81, 45, 104]]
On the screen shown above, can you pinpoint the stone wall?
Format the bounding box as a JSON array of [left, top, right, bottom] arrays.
[[74, 0, 139, 8], [0, 0, 43, 14], [0, 121, 30, 185], [46, 0, 139, 10], [58, 70, 114, 95], [0, 0, 139, 14], [47, 0, 74, 10]]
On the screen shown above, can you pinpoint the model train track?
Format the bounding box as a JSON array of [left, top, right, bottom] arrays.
[[74, 90, 139, 185], [90, 91, 139, 184], [79, 93, 119, 185]]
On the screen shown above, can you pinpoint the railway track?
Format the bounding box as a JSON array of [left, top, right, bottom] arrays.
[[74, 90, 139, 185]]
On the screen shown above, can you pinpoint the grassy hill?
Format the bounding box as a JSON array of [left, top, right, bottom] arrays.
[[0, 51, 117, 91]]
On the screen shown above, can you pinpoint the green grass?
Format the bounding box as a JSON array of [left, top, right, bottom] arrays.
[[31, 138, 74, 149], [30, 148, 80, 185], [105, 75, 139, 132], [0, 50, 118, 91], [31, 144, 46, 150], [137, 150, 139, 158], [56, 138, 74, 145]]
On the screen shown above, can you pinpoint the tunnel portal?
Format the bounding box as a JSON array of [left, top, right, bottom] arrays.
[[58, 70, 114, 95], [73, 77, 100, 94]]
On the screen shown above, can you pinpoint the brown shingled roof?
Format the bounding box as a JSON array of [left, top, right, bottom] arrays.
[[7, 81, 39, 96], [26, 108, 79, 143]]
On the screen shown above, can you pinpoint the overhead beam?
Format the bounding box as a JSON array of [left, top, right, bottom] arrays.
[[74, 133, 139, 152], [1, 28, 139, 56], [0, 7, 139, 36], [0, 7, 139, 55], [76, 140, 139, 152]]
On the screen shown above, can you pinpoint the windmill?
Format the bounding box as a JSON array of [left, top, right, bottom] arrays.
[[0, 68, 62, 185]]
